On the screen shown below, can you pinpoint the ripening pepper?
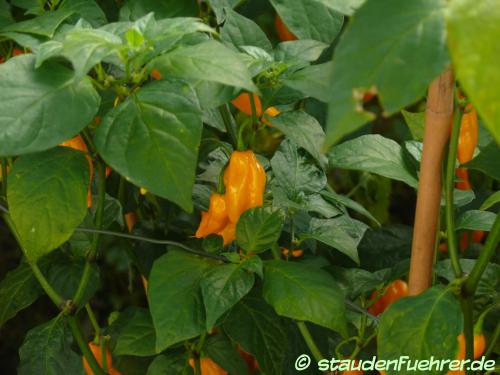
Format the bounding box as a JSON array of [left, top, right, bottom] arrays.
[[82, 342, 121, 375], [281, 247, 303, 257], [60, 135, 93, 208], [456, 104, 478, 190], [151, 69, 162, 80], [368, 280, 408, 316], [237, 346, 259, 373], [189, 357, 228, 375], [223, 150, 266, 223], [274, 15, 297, 41], [231, 93, 280, 124]]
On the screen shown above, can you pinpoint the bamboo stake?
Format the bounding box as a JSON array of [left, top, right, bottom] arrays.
[[408, 67, 455, 296]]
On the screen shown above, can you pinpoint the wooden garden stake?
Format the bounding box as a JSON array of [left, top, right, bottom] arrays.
[[408, 68, 455, 296]]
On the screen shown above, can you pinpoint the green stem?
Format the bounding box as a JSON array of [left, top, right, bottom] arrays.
[[67, 315, 105, 375], [463, 212, 500, 296], [100, 336, 109, 373], [85, 304, 101, 342], [218, 104, 238, 148], [1, 158, 8, 198], [72, 161, 107, 307], [296, 321, 323, 363], [1, 213, 65, 307], [445, 101, 464, 278], [484, 322, 499, 359], [195, 357, 201, 375], [461, 297, 474, 370], [248, 92, 259, 127], [73, 227, 229, 262]]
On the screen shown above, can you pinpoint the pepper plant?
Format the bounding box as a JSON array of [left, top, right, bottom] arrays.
[[0, 0, 499, 375]]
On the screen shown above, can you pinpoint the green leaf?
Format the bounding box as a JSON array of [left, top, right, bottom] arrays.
[[273, 192, 342, 219], [263, 260, 348, 337], [147, 353, 193, 375], [456, 210, 496, 232], [36, 28, 122, 81], [401, 110, 425, 141], [18, 316, 84, 375], [271, 139, 327, 197], [0, 1, 13, 28], [313, 0, 365, 16], [0, 262, 43, 329], [274, 39, 328, 63], [306, 216, 368, 263], [59, 0, 107, 27], [358, 225, 412, 272], [236, 208, 284, 253], [328, 135, 418, 188], [0, 55, 100, 157], [120, 0, 199, 20], [463, 142, 500, 180], [149, 40, 256, 92], [378, 286, 463, 375], [1, 8, 74, 37], [480, 191, 500, 210], [112, 307, 156, 357], [200, 263, 255, 329], [7, 148, 89, 261], [321, 190, 380, 226], [447, 0, 500, 144], [206, 0, 239, 22], [148, 251, 219, 351], [223, 293, 287, 375], [270, 111, 326, 166], [94, 79, 202, 212], [204, 334, 249, 375], [284, 62, 332, 103], [220, 7, 272, 52], [325, 0, 449, 148], [270, 0, 344, 43]]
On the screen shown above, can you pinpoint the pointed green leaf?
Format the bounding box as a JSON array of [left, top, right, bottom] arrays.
[[447, 0, 500, 143], [7, 148, 89, 261], [263, 260, 348, 337], [0, 55, 100, 157], [325, 0, 449, 148], [148, 251, 219, 351], [94, 79, 202, 212], [378, 286, 463, 375]]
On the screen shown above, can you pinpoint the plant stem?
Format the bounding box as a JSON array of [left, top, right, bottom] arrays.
[[249, 92, 259, 127], [296, 321, 323, 363], [484, 322, 499, 358], [461, 297, 475, 369], [86, 304, 101, 342], [67, 315, 105, 375], [1, 158, 8, 198], [463, 212, 500, 296], [218, 104, 238, 148], [1, 213, 65, 307], [73, 227, 229, 262], [72, 160, 107, 307], [445, 102, 464, 279]]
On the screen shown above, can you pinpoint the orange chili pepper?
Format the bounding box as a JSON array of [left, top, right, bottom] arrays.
[[188, 357, 228, 375], [368, 280, 408, 316], [274, 15, 297, 41]]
